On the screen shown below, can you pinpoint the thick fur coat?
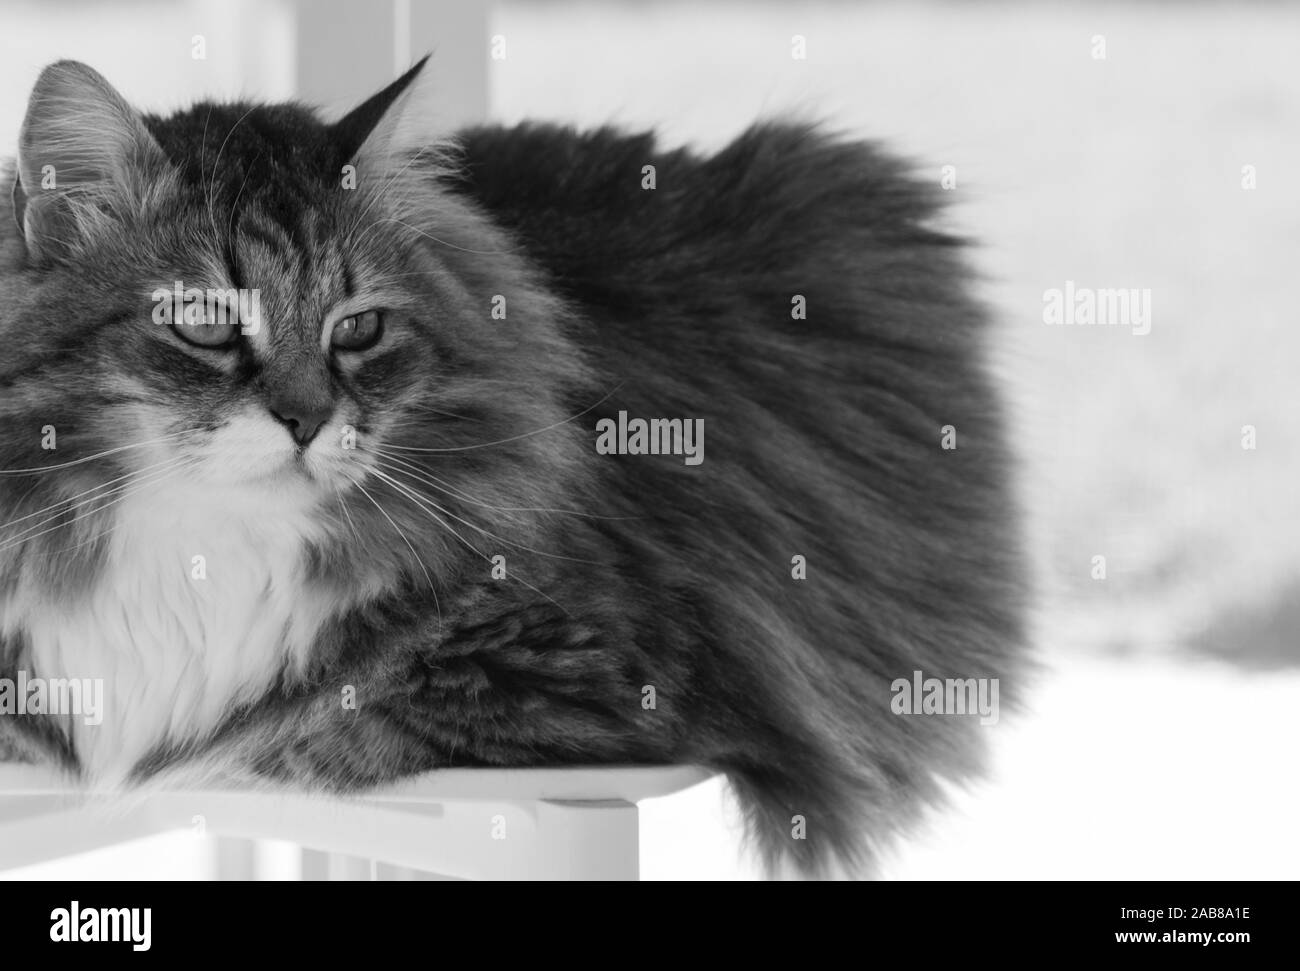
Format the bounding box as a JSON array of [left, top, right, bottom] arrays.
[[0, 59, 1025, 875]]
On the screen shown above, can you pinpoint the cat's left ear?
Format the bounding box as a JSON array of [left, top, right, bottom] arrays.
[[14, 60, 171, 265], [333, 55, 441, 176]]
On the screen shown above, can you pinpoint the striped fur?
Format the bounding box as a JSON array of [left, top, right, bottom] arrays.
[[0, 59, 1027, 875]]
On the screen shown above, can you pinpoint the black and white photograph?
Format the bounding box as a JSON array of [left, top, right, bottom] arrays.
[[0, 0, 1293, 927]]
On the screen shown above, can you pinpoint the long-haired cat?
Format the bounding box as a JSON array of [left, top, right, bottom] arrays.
[[0, 57, 1026, 876]]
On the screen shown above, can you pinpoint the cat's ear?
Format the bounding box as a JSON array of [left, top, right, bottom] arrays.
[[334, 55, 441, 175], [14, 60, 170, 264]]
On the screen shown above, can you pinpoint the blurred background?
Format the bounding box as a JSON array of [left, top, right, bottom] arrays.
[[0, 0, 1297, 879]]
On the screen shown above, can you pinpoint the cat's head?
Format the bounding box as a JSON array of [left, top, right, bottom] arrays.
[[0, 60, 587, 600]]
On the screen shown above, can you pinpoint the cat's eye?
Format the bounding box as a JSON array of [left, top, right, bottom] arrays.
[[331, 310, 384, 351], [170, 304, 239, 349]]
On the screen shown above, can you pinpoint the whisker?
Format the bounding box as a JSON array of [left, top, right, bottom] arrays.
[[0, 454, 188, 532], [226, 148, 263, 246], [377, 216, 519, 257], [369, 468, 569, 617], [369, 462, 595, 569], [351, 478, 442, 630], [0, 456, 192, 547], [334, 489, 362, 548], [207, 103, 260, 238], [370, 465, 598, 566], [371, 450, 636, 522], [381, 382, 625, 454], [199, 104, 213, 208], [0, 432, 189, 475], [21, 460, 201, 559], [343, 147, 430, 238], [401, 402, 484, 422], [0, 457, 195, 557]]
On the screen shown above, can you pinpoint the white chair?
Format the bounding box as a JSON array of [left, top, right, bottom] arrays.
[[0, 763, 713, 880]]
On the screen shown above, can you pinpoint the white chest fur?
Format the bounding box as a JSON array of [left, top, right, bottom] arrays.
[[8, 478, 333, 782]]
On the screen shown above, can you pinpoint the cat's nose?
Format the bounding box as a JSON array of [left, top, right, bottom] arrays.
[[268, 403, 332, 447]]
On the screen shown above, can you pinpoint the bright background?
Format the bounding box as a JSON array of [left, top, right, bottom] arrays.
[[1, 0, 1297, 879]]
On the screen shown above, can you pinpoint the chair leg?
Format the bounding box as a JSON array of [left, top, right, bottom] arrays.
[[300, 848, 328, 881], [375, 863, 463, 880], [213, 837, 257, 880], [284, 798, 640, 881], [522, 799, 640, 880], [328, 853, 376, 880], [300, 848, 375, 880]]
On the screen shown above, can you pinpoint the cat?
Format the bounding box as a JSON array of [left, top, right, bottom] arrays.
[[0, 57, 1027, 877]]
